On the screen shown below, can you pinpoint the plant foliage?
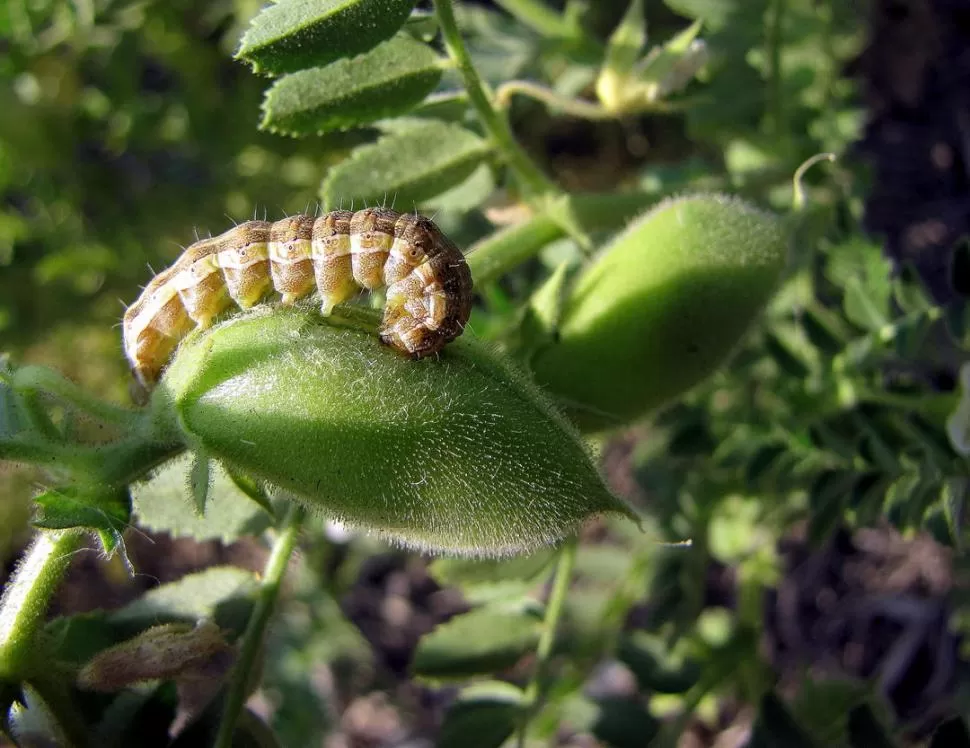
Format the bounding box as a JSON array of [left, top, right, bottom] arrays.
[[1, 0, 968, 746]]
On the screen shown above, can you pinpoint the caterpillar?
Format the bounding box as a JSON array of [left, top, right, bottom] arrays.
[[122, 209, 474, 394]]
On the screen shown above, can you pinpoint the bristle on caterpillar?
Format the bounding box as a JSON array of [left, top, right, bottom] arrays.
[[122, 209, 473, 396]]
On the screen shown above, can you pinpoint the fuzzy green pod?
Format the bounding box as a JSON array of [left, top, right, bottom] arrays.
[[530, 194, 788, 432], [152, 308, 632, 556]]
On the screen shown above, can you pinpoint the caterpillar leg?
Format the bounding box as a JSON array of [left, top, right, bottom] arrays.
[[318, 276, 359, 316], [175, 256, 232, 328]]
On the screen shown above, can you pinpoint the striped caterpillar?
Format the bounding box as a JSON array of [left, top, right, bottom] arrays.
[[122, 209, 473, 394]]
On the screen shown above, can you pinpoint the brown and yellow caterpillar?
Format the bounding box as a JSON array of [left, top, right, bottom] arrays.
[[122, 209, 473, 393]]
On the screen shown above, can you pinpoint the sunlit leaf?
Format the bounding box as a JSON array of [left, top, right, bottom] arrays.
[[438, 681, 525, 748], [412, 607, 541, 680], [260, 36, 442, 136], [321, 120, 491, 209], [237, 0, 417, 75]]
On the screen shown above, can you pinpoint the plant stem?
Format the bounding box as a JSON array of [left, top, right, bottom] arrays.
[[764, 0, 786, 137], [791, 152, 835, 212], [432, 0, 556, 197], [0, 530, 82, 680], [0, 435, 184, 487], [496, 80, 616, 120], [467, 191, 657, 285], [213, 503, 306, 748], [10, 365, 141, 429], [517, 536, 577, 747]]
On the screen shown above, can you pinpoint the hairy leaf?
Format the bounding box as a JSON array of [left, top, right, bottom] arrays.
[[260, 36, 442, 136], [131, 456, 273, 543], [110, 566, 258, 631], [237, 0, 417, 75], [412, 607, 541, 680], [438, 682, 524, 748], [32, 485, 130, 537], [321, 120, 491, 209]]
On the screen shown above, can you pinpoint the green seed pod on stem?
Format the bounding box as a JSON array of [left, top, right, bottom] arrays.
[[151, 307, 633, 556], [529, 194, 789, 432]]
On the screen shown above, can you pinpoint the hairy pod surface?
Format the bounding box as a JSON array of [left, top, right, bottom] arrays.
[[530, 194, 788, 432], [154, 308, 632, 556]]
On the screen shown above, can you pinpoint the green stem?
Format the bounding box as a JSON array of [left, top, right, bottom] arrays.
[[432, 0, 557, 197], [764, 0, 785, 137], [0, 530, 82, 680], [791, 152, 835, 212], [496, 80, 615, 120], [213, 503, 306, 748], [467, 191, 657, 285], [0, 435, 184, 487], [517, 537, 577, 746], [10, 365, 141, 429]]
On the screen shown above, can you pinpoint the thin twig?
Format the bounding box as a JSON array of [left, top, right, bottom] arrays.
[[517, 537, 578, 747], [432, 0, 557, 197], [213, 503, 306, 748]]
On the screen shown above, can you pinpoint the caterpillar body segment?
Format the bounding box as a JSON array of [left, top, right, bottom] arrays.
[[122, 209, 474, 394]]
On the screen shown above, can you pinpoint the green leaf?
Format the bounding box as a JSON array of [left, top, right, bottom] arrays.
[[843, 277, 889, 333], [617, 631, 700, 693], [225, 709, 286, 748], [942, 477, 968, 550], [848, 472, 890, 527], [429, 549, 553, 603], [507, 262, 574, 364], [0, 354, 28, 440], [892, 266, 934, 316], [409, 90, 469, 122], [109, 566, 258, 632], [156, 308, 633, 556], [131, 456, 272, 543], [321, 120, 491, 210], [32, 485, 130, 537], [190, 453, 211, 514], [589, 697, 660, 748], [801, 306, 847, 355], [595, 0, 645, 111], [403, 8, 438, 42], [629, 19, 706, 104], [807, 470, 853, 545], [438, 681, 525, 748], [260, 36, 442, 136], [42, 613, 123, 667], [420, 162, 495, 214], [237, 0, 417, 76], [765, 331, 811, 378], [945, 301, 970, 349], [663, 0, 737, 29], [412, 607, 541, 680], [429, 550, 554, 588], [745, 443, 787, 486]]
